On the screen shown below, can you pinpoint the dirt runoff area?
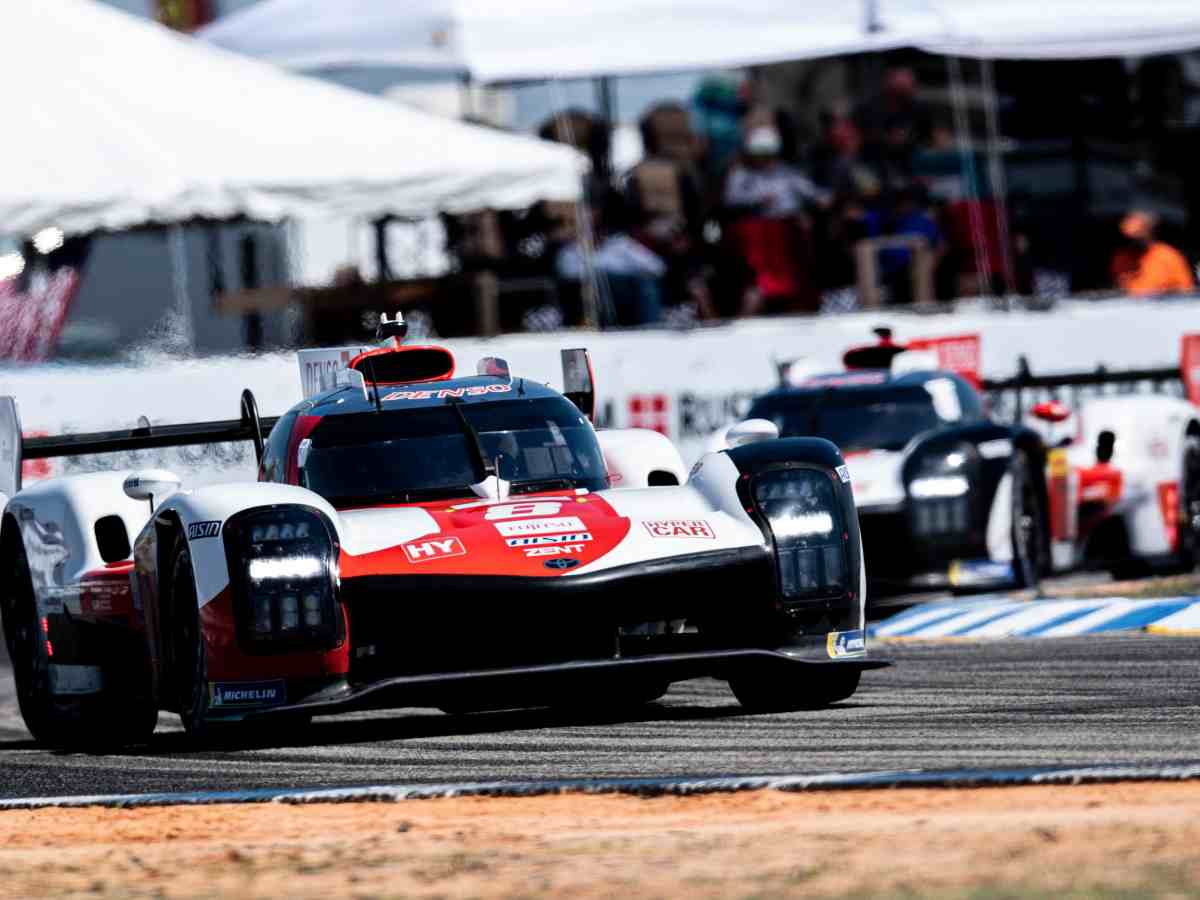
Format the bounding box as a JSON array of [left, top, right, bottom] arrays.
[[2, 782, 1200, 899]]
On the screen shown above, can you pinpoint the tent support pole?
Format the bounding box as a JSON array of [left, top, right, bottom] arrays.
[[864, 0, 882, 33], [946, 55, 992, 299], [459, 73, 476, 120], [167, 223, 195, 353], [979, 57, 1016, 296]]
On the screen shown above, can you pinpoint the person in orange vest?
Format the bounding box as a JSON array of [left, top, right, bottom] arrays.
[[1110, 211, 1196, 297]]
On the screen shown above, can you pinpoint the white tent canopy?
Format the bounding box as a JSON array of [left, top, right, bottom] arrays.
[[918, 0, 1200, 60], [0, 0, 584, 237], [199, 0, 938, 83], [200, 0, 1200, 83]]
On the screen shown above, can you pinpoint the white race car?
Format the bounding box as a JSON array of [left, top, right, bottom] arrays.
[[1, 324, 882, 747]]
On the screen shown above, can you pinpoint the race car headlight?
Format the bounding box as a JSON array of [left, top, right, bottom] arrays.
[[224, 507, 340, 653], [752, 468, 849, 603], [910, 475, 969, 499], [908, 444, 976, 534]]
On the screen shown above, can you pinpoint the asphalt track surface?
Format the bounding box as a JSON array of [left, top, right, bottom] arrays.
[[0, 634, 1197, 800]]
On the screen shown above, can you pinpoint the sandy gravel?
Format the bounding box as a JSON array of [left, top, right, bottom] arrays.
[[2, 782, 1199, 899]]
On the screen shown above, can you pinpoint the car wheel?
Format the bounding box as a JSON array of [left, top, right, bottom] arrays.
[[1009, 452, 1045, 589], [6, 536, 156, 748], [729, 668, 860, 713], [170, 533, 223, 742], [1177, 434, 1200, 571], [169, 534, 310, 747]]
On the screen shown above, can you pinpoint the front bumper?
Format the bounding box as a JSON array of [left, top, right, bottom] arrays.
[[221, 545, 879, 719], [339, 546, 860, 683]]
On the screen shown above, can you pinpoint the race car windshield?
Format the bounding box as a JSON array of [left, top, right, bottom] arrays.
[[299, 398, 608, 506], [749, 387, 951, 453]]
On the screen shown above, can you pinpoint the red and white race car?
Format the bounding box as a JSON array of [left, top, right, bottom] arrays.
[[0, 321, 882, 747], [1026, 353, 1200, 579]]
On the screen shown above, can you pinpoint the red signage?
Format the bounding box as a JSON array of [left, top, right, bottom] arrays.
[[908, 333, 982, 388], [628, 394, 671, 435], [0, 269, 81, 363], [1182, 334, 1200, 407]]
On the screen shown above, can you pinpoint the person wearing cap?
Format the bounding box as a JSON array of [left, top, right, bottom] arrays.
[[724, 126, 826, 219], [723, 126, 828, 316], [1110, 211, 1195, 297]]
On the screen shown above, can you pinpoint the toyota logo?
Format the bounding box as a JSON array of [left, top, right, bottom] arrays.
[[544, 558, 580, 570]]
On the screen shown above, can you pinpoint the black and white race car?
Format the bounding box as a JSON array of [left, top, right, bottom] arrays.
[[714, 332, 1050, 595]]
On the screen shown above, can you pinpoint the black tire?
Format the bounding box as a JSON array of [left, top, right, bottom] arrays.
[[1176, 434, 1200, 572], [1010, 452, 1046, 589], [169, 534, 310, 746], [5, 536, 156, 749], [729, 668, 860, 713]]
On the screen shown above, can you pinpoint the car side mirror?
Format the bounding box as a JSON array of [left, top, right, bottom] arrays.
[[1031, 401, 1071, 423], [726, 419, 780, 449], [123, 470, 182, 510], [1096, 430, 1116, 465]]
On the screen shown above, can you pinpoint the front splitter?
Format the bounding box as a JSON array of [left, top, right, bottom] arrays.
[[247, 648, 891, 719]]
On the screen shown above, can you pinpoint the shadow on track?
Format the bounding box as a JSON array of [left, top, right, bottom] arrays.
[[6, 696, 875, 757]]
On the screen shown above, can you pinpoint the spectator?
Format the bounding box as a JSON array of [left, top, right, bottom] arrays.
[[624, 103, 716, 320], [856, 66, 930, 152], [723, 126, 827, 315], [1110, 211, 1196, 297], [863, 183, 944, 305], [692, 74, 746, 180], [556, 192, 665, 326], [724, 126, 827, 220]]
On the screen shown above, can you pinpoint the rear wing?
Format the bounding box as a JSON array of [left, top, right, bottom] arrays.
[[982, 358, 1186, 424], [0, 390, 277, 499]]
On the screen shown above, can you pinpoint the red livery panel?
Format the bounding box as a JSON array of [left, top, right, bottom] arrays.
[[338, 493, 631, 579]]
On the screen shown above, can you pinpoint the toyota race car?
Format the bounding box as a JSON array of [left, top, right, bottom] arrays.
[[713, 330, 1200, 596], [1024, 393, 1200, 580], [0, 321, 882, 747]]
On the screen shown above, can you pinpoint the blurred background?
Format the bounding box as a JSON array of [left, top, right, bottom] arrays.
[[5, 0, 1200, 363]]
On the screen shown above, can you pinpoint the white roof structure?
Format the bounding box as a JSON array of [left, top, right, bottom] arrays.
[[199, 0, 934, 83], [0, 0, 585, 237], [918, 0, 1200, 60], [200, 0, 1200, 83]]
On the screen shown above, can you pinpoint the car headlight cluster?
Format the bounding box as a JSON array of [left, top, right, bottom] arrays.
[[224, 507, 340, 652], [909, 444, 976, 536], [752, 468, 849, 603]]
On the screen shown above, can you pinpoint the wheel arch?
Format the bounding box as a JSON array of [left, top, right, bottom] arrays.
[[1011, 427, 1051, 568], [0, 511, 22, 647]]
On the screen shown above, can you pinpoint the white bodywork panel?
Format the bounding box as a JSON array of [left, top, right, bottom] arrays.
[[841, 450, 906, 511], [574, 452, 766, 574], [598, 428, 688, 489], [337, 507, 441, 556], [3, 471, 152, 617], [986, 472, 1014, 563], [149, 481, 339, 608]]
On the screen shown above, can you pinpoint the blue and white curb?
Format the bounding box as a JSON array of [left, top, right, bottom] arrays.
[[1, 762, 1199, 811], [871, 595, 1200, 641]]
